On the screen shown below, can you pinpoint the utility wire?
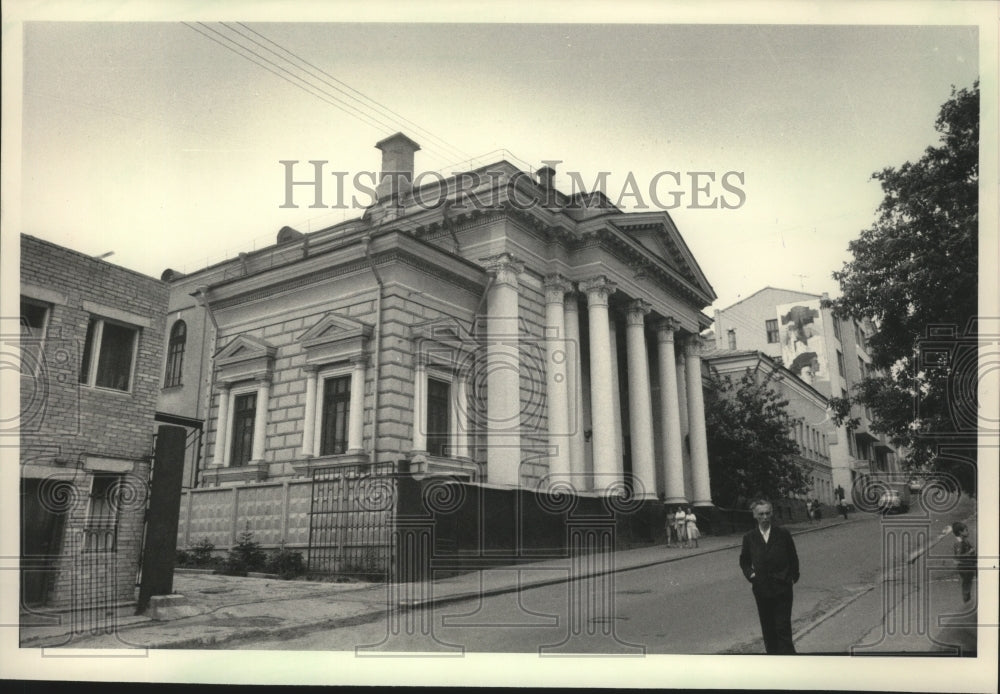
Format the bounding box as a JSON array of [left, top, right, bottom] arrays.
[[233, 22, 472, 164], [185, 22, 467, 167], [183, 22, 391, 133]]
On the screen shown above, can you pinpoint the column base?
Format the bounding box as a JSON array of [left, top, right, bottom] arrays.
[[693, 500, 714, 507], [663, 496, 689, 505]]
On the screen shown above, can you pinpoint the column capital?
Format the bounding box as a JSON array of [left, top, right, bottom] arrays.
[[683, 334, 706, 358], [580, 276, 617, 307], [216, 382, 232, 393], [350, 354, 368, 366], [655, 317, 678, 342], [302, 363, 319, 374], [543, 274, 572, 304], [481, 252, 524, 287], [625, 299, 652, 326]]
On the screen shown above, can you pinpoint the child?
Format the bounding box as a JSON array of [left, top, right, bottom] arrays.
[[951, 521, 976, 603], [684, 507, 700, 549]]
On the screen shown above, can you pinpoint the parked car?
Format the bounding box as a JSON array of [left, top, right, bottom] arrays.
[[878, 484, 911, 514]]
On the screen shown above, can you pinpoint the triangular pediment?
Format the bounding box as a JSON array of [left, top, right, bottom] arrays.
[[299, 313, 372, 349], [411, 317, 476, 368], [214, 334, 276, 361], [411, 316, 471, 344], [608, 213, 717, 304]]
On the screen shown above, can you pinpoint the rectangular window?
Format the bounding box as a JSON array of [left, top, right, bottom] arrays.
[[836, 350, 846, 378], [320, 375, 351, 456], [855, 323, 866, 350], [832, 317, 842, 342], [727, 329, 737, 350], [765, 319, 779, 344], [20, 298, 50, 375], [230, 392, 257, 466], [426, 378, 451, 457], [85, 475, 121, 552], [79, 317, 138, 391]]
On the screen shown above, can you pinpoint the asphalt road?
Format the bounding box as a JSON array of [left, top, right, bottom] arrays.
[[230, 493, 974, 654]]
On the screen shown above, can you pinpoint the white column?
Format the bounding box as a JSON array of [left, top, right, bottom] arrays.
[[685, 336, 713, 506], [625, 300, 656, 500], [563, 292, 587, 489], [451, 375, 469, 459], [348, 356, 367, 453], [412, 354, 427, 454], [484, 253, 523, 487], [608, 314, 624, 476], [544, 274, 572, 486], [582, 276, 620, 494], [301, 367, 318, 457], [250, 378, 270, 463], [656, 319, 686, 504], [213, 384, 231, 467]]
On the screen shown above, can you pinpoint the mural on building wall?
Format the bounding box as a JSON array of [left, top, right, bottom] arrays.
[[777, 300, 829, 383]]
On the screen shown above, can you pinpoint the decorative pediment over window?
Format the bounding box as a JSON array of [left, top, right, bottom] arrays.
[[215, 335, 277, 384], [299, 313, 372, 367], [411, 317, 476, 372]]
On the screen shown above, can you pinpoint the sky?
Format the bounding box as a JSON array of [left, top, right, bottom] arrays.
[[8, 10, 987, 315]]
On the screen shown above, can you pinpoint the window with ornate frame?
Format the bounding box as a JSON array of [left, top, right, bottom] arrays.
[[230, 390, 257, 467], [319, 374, 352, 456]]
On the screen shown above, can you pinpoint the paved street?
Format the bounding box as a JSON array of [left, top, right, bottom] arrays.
[[231, 496, 974, 654]]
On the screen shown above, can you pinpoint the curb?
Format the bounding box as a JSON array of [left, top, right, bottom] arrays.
[[30, 517, 864, 650]]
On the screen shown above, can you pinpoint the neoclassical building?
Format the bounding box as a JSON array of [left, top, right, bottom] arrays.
[[160, 134, 718, 557]]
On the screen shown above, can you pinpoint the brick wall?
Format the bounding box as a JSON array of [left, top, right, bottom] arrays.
[[20, 234, 168, 607]]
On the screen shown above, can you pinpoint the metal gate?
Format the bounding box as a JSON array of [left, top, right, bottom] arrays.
[[307, 462, 396, 580]]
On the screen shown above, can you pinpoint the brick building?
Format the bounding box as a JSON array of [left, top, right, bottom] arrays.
[[19, 235, 168, 609], [162, 134, 720, 571]]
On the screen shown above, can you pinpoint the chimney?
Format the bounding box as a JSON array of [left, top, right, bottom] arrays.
[[375, 132, 421, 201], [536, 165, 555, 189]]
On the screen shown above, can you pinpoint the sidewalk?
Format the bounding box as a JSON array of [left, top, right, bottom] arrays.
[[19, 513, 860, 650]]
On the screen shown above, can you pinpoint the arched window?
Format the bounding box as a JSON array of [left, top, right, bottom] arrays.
[[164, 320, 186, 387]]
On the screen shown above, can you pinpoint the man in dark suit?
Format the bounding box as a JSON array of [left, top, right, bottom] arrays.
[[739, 498, 800, 654]]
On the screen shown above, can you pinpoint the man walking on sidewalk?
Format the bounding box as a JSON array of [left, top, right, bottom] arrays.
[[739, 498, 800, 654]]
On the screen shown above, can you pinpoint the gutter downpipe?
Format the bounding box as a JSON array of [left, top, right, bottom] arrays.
[[362, 232, 384, 468], [192, 286, 219, 488]]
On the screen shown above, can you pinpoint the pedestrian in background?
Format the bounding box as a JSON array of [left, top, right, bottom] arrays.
[[662, 497, 677, 547], [739, 498, 800, 654], [951, 521, 976, 603], [837, 497, 849, 520], [805, 499, 815, 523], [674, 506, 687, 549], [685, 507, 700, 549]]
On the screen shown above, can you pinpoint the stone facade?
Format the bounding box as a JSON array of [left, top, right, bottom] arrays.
[[19, 234, 168, 608], [162, 134, 720, 554]]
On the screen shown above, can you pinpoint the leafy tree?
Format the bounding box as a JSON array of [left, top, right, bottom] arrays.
[[704, 367, 809, 508], [830, 81, 979, 491]]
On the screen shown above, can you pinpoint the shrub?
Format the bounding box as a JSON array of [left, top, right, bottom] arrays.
[[176, 548, 191, 566], [222, 529, 268, 576], [267, 542, 306, 579], [191, 538, 216, 567]]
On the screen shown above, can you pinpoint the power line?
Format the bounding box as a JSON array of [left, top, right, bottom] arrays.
[[183, 22, 389, 134], [185, 22, 468, 167], [232, 22, 471, 164]]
